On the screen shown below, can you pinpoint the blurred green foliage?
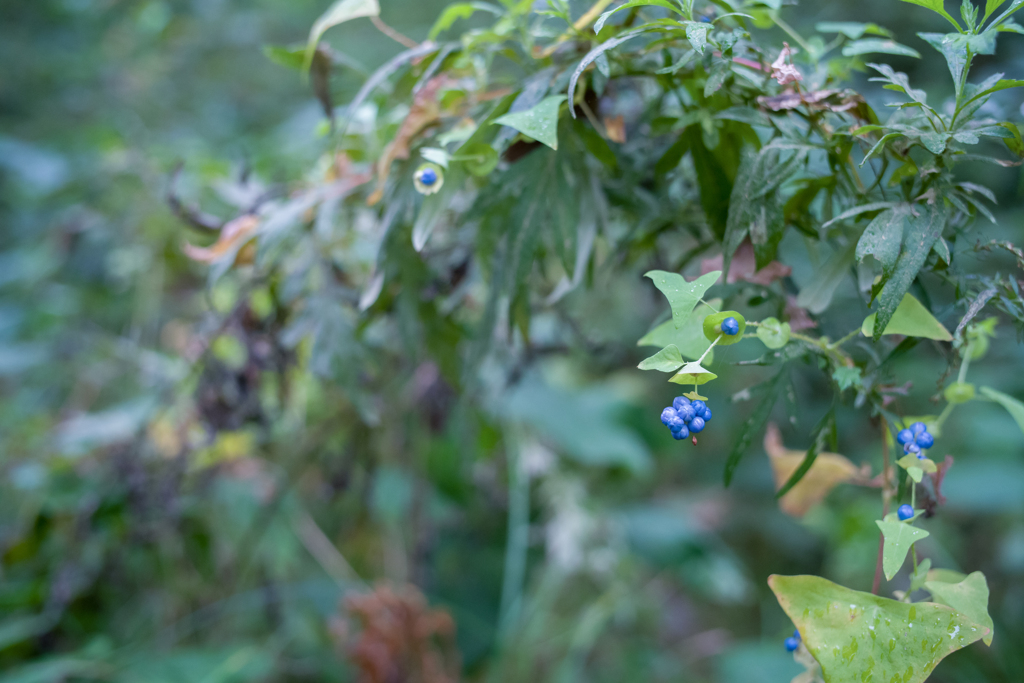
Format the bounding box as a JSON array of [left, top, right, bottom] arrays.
[[1, 1, 1024, 683]]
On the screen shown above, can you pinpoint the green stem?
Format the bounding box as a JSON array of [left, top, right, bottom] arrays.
[[771, 13, 813, 56], [957, 342, 974, 384], [934, 401, 956, 432], [697, 334, 722, 364], [830, 328, 862, 349], [699, 298, 719, 314], [790, 331, 853, 367]]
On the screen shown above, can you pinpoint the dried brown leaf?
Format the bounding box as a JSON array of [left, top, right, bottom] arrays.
[[765, 423, 858, 517]]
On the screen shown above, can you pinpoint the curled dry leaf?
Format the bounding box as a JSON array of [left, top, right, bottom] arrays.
[[770, 43, 802, 86], [758, 89, 864, 113], [183, 214, 260, 264], [699, 240, 792, 285], [765, 423, 858, 517]]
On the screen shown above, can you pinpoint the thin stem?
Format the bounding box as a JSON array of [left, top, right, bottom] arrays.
[[790, 331, 853, 367], [957, 342, 974, 384], [697, 334, 722, 364], [699, 298, 720, 314], [771, 14, 813, 56], [934, 401, 956, 431], [830, 328, 862, 349], [370, 16, 419, 49], [872, 424, 893, 595]]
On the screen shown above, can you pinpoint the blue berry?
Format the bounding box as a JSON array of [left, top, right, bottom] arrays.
[[419, 168, 438, 186], [911, 421, 927, 436], [701, 407, 712, 421], [896, 429, 914, 445], [689, 416, 705, 432], [721, 317, 740, 336], [672, 396, 691, 411], [916, 432, 934, 449], [897, 504, 914, 521], [904, 443, 920, 456], [677, 404, 696, 423], [673, 425, 690, 440], [667, 414, 686, 431], [784, 636, 800, 652], [690, 400, 706, 416], [661, 407, 677, 425]]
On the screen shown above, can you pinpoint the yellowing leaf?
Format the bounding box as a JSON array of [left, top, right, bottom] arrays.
[[862, 293, 952, 341], [668, 361, 717, 386], [764, 423, 858, 517], [183, 214, 260, 264]]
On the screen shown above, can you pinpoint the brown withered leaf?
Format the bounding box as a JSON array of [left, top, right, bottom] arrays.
[[700, 240, 791, 285], [183, 214, 260, 264], [784, 295, 817, 331], [604, 115, 626, 143], [765, 423, 858, 517], [758, 89, 863, 113], [367, 76, 448, 206]]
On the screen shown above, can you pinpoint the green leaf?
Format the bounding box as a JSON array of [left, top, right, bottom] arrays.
[[493, 95, 566, 150], [638, 344, 685, 372], [756, 317, 791, 349], [459, 142, 499, 176], [776, 403, 836, 499], [644, 270, 721, 328], [428, 2, 500, 40], [638, 298, 721, 361], [918, 32, 997, 96], [963, 78, 1024, 108], [795, 239, 858, 314], [594, 0, 680, 34], [871, 203, 946, 340], [876, 519, 930, 580], [842, 38, 921, 58], [926, 572, 994, 646], [769, 574, 991, 683], [668, 361, 718, 385], [305, 0, 379, 72], [703, 58, 732, 97], [856, 206, 906, 276], [815, 21, 894, 39], [862, 293, 953, 341], [909, 557, 933, 594], [685, 22, 711, 54], [724, 372, 786, 486], [832, 367, 862, 390], [822, 201, 896, 228], [978, 386, 1024, 436], [568, 27, 657, 116], [986, 0, 1008, 21]]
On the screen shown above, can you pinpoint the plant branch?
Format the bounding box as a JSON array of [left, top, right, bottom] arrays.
[[370, 15, 419, 49]]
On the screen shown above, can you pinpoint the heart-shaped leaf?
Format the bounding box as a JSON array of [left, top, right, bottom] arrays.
[[756, 316, 791, 349], [769, 574, 990, 683], [644, 270, 721, 328]]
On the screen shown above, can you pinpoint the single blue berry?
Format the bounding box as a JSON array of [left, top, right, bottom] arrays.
[[673, 425, 690, 440], [690, 400, 706, 416], [667, 415, 686, 431], [721, 317, 740, 336], [904, 443, 920, 456], [910, 421, 927, 436], [701, 407, 712, 421], [672, 396, 691, 411], [896, 429, 914, 445], [916, 432, 934, 449], [678, 404, 696, 423], [419, 168, 438, 186], [784, 636, 800, 652], [793, 629, 801, 641], [897, 504, 914, 521], [661, 407, 677, 425], [689, 416, 705, 433]]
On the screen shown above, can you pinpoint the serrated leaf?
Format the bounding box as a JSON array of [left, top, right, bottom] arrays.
[[644, 270, 721, 327], [769, 574, 990, 683], [877, 520, 930, 580], [842, 38, 921, 58], [978, 386, 1024, 436], [668, 361, 718, 385], [494, 95, 566, 150], [638, 298, 720, 361], [765, 423, 858, 517], [305, 0, 379, 72], [872, 203, 946, 340], [856, 206, 906, 276], [756, 317, 791, 349], [926, 572, 994, 646], [832, 366, 862, 390], [638, 344, 685, 372], [862, 293, 952, 341]]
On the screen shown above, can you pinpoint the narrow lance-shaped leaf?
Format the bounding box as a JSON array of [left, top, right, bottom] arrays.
[[776, 402, 836, 499], [594, 0, 680, 34], [723, 371, 786, 486], [872, 202, 946, 340], [877, 518, 930, 580], [770, 574, 991, 683]]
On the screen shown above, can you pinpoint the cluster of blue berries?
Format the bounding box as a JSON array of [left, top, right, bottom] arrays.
[[785, 629, 801, 652], [896, 422, 934, 460], [661, 396, 711, 441]]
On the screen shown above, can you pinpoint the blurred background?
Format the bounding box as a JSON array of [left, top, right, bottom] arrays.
[[1, 1, 1023, 682]]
